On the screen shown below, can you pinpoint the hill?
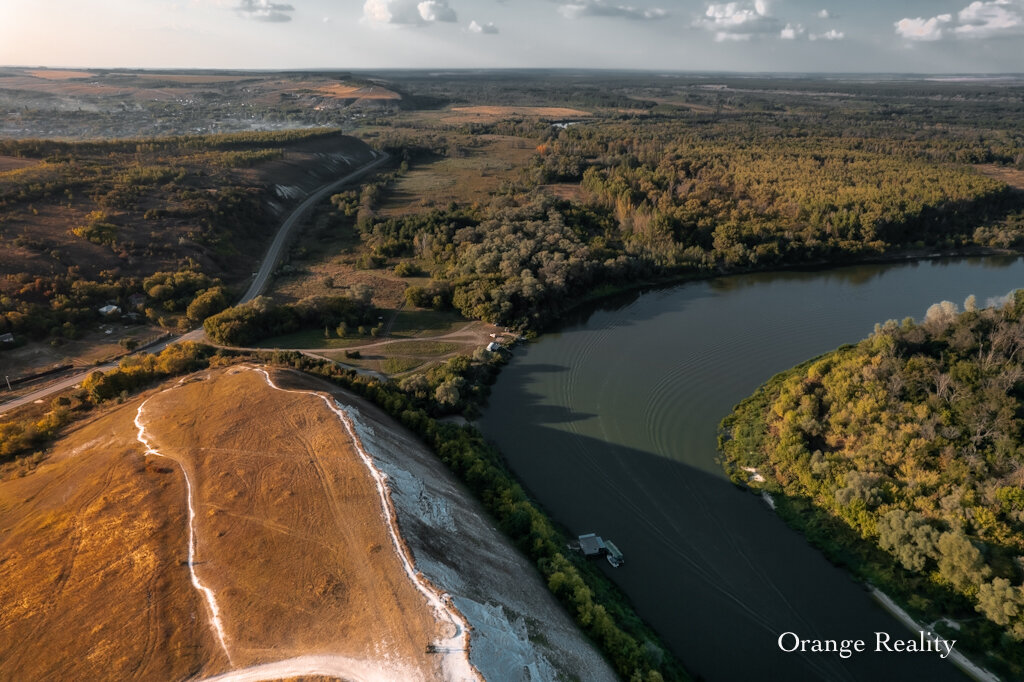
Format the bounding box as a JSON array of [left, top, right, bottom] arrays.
[[0, 365, 616, 681]]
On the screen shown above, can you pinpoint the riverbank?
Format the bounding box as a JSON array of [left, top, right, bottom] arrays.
[[719, 334, 1023, 680]]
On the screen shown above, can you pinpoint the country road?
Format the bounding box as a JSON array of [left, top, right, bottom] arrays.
[[0, 152, 389, 416]]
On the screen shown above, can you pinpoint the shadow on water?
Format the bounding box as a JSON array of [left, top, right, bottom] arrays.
[[478, 418, 971, 682], [490, 362, 597, 425]]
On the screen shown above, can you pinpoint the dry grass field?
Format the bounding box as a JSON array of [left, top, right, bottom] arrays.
[[25, 69, 98, 80], [378, 135, 534, 216], [0, 404, 213, 681], [0, 155, 38, 172], [447, 105, 591, 120], [0, 367, 471, 681], [976, 163, 1024, 190]]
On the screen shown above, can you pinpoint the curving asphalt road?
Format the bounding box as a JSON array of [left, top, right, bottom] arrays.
[[0, 151, 389, 416]]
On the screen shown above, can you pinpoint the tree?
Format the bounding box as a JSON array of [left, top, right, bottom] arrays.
[[876, 509, 940, 572], [976, 578, 1024, 630], [936, 531, 991, 592], [186, 287, 229, 323]]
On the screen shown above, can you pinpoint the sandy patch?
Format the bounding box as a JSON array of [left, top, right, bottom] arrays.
[[450, 106, 591, 118], [25, 69, 97, 80]]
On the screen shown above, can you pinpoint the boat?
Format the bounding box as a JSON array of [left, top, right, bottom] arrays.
[[605, 540, 624, 568]]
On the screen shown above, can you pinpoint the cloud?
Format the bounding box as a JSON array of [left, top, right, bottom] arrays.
[[469, 20, 499, 33], [236, 0, 294, 22], [810, 28, 844, 40], [363, 0, 457, 24], [895, 14, 952, 40], [896, 0, 1024, 41], [780, 22, 804, 39], [955, 0, 1024, 37], [817, 9, 830, 19], [696, 1, 783, 41], [418, 0, 457, 22], [558, 1, 669, 21]]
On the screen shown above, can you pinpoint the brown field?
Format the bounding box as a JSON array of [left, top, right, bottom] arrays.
[[25, 69, 97, 81], [114, 73, 261, 84], [316, 84, 401, 101], [0, 76, 130, 97], [0, 155, 37, 172], [0, 403, 212, 680], [538, 182, 584, 201], [449, 105, 591, 118], [976, 163, 1024, 190], [0, 367, 458, 680]]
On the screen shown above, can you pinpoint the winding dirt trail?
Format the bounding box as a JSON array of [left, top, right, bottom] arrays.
[[134, 400, 234, 666], [128, 367, 480, 681]]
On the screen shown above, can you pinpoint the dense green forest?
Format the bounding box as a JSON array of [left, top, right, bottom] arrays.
[[720, 292, 1024, 677]]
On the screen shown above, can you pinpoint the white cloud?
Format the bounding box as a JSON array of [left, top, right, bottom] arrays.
[[895, 14, 952, 40], [955, 0, 1024, 37], [418, 0, 457, 22], [697, 1, 783, 41], [780, 22, 804, 39], [469, 19, 499, 33], [558, 1, 669, 21], [817, 9, 830, 19], [895, 0, 1024, 41], [810, 28, 844, 40], [363, 0, 456, 25], [236, 0, 294, 22]]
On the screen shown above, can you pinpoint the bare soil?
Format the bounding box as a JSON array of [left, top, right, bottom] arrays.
[[0, 367, 452, 680], [138, 368, 446, 676]]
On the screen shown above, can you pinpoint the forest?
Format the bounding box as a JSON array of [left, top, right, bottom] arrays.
[[328, 76, 1024, 330], [720, 292, 1024, 678]]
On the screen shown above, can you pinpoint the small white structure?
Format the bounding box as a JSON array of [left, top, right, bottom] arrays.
[[486, 341, 501, 352], [98, 305, 121, 316], [0, 332, 13, 343]]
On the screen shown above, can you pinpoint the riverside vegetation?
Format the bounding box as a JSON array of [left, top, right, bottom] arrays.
[[720, 291, 1024, 679]]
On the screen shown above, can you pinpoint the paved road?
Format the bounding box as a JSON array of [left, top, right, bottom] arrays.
[[240, 150, 389, 304], [0, 152, 389, 416]]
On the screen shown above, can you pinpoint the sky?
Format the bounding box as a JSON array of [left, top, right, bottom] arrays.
[[1, 0, 1023, 73]]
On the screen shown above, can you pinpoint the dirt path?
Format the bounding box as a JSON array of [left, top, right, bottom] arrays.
[[198, 654, 418, 682], [134, 399, 234, 665]]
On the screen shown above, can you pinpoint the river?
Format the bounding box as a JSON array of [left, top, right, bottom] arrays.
[[478, 257, 1024, 682]]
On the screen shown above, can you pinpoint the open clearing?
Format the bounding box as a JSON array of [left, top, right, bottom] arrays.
[[976, 163, 1024, 190], [0, 367, 464, 680], [449, 106, 591, 118], [0, 401, 212, 681], [0, 364, 617, 681], [378, 135, 535, 216], [0, 155, 38, 172], [24, 69, 98, 80]]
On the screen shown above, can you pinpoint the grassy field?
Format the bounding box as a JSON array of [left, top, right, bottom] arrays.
[[378, 135, 534, 216]]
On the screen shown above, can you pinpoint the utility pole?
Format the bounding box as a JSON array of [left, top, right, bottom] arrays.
[[5, 376, 11, 391]]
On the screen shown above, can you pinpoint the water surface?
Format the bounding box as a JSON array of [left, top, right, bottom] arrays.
[[479, 257, 1024, 682]]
